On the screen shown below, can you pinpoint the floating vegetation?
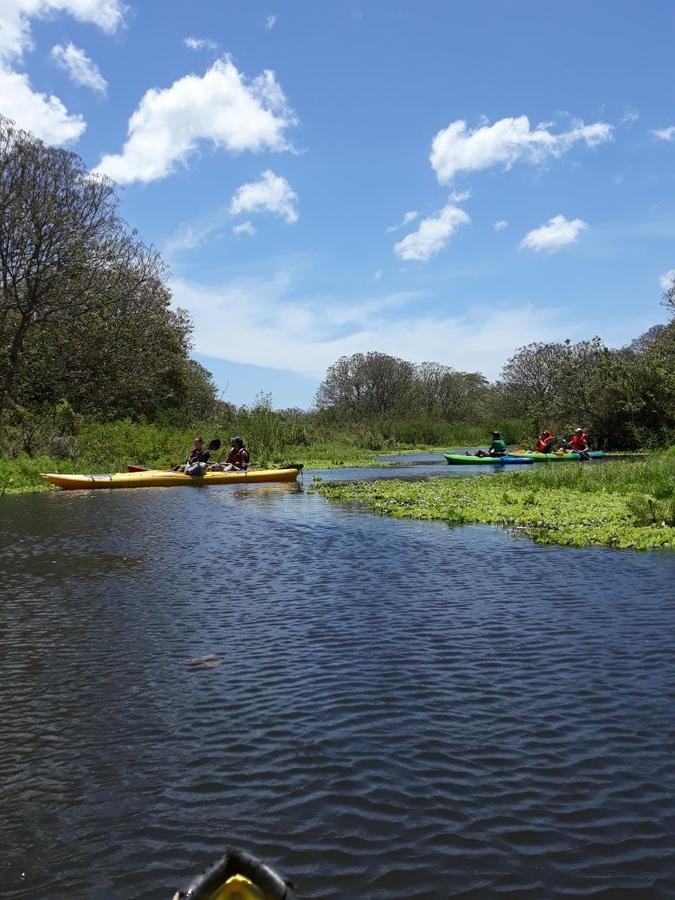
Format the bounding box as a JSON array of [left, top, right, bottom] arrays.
[[317, 451, 675, 551]]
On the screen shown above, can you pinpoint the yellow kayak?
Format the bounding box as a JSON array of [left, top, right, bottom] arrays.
[[41, 467, 302, 491]]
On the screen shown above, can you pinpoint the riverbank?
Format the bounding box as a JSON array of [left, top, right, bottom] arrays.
[[0, 443, 396, 495], [316, 451, 675, 550]]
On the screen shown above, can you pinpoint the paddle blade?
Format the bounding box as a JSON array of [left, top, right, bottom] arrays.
[[208, 439, 221, 452]]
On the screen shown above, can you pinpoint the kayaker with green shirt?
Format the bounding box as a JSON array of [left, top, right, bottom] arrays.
[[475, 431, 507, 457]]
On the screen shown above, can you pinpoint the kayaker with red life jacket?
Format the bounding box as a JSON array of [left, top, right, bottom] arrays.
[[211, 437, 250, 472], [569, 428, 589, 451], [535, 429, 555, 453], [567, 427, 591, 459]]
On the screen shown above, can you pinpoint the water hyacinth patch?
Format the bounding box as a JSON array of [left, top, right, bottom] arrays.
[[317, 453, 675, 551]]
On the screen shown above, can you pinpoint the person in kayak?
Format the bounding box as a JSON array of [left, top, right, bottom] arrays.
[[174, 436, 211, 475], [535, 429, 555, 453], [475, 431, 507, 457], [567, 427, 591, 459], [211, 436, 250, 472]]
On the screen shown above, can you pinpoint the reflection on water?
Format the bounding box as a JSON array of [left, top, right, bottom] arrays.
[[1, 472, 674, 899]]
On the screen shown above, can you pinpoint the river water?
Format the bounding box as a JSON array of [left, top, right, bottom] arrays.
[[1, 461, 674, 898]]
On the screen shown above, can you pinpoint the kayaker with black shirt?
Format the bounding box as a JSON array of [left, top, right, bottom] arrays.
[[475, 431, 507, 457], [174, 436, 211, 474]]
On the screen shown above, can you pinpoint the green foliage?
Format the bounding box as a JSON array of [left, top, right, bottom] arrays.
[[317, 451, 675, 551]]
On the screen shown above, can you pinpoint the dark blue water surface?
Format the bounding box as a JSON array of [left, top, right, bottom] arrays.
[[1, 464, 674, 899]]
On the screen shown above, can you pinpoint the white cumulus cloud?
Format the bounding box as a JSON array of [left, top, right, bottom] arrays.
[[265, 14, 277, 30], [494, 219, 509, 231], [520, 214, 588, 254], [652, 126, 675, 142], [0, 0, 125, 63], [430, 115, 613, 183], [95, 57, 297, 184], [51, 42, 107, 93], [659, 269, 675, 291], [230, 170, 298, 223], [0, 67, 85, 143], [394, 204, 470, 262], [0, 1, 124, 145], [184, 36, 217, 51]]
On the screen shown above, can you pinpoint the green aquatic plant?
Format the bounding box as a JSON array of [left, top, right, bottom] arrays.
[[317, 453, 675, 551]]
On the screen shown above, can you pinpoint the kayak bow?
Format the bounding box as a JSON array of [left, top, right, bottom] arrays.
[[174, 847, 295, 899]]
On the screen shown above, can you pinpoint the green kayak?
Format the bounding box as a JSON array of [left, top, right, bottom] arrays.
[[443, 453, 533, 465]]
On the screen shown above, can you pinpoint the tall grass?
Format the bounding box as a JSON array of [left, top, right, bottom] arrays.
[[509, 447, 675, 498]]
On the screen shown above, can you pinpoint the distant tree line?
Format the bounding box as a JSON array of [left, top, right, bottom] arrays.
[[314, 315, 675, 449], [0, 114, 219, 449]]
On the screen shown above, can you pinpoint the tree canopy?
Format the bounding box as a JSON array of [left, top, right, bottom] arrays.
[[0, 115, 216, 432]]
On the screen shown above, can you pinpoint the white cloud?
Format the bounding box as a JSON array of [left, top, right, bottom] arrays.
[[51, 42, 107, 93], [0, 0, 124, 145], [659, 269, 675, 291], [230, 169, 298, 222], [373, 269, 382, 281], [430, 115, 613, 183], [494, 219, 508, 231], [265, 14, 277, 30], [171, 271, 578, 383], [0, 0, 125, 63], [394, 204, 470, 262], [520, 214, 588, 253], [386, 210, 418, 233], [184, 36, 217, 51], [652, 126, 675, 142], [233, 221, 256, 236], [0, 67, 85, 143], [95, 57, 297, 184], [621, 107, 639, 125]]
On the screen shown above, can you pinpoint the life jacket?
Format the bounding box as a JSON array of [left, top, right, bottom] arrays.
[[226, 447, 249, 469]]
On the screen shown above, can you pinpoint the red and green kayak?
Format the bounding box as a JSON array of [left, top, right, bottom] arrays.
[[510, 450, 604, 461]]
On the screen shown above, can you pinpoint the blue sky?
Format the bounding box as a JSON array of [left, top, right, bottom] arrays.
[[1, 2, 674, 408]]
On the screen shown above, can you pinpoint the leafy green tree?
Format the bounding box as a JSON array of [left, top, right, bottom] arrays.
[[315, 351, 415, 417], [0, 115, 218, 435]]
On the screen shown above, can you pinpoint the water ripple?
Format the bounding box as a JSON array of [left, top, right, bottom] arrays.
[[1, 481, 674, 898]]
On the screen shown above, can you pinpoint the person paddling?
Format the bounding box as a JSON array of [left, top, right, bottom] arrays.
[[567, 427, 591, 460], [535, 429, 555, 453], [174, 436, 211, 475], [475, 431, 507, 458], [211, 436, 249, 472]]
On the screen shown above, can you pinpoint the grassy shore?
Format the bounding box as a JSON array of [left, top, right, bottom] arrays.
[[0, 441, 389, 495], [316, 450, 675, 551]]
